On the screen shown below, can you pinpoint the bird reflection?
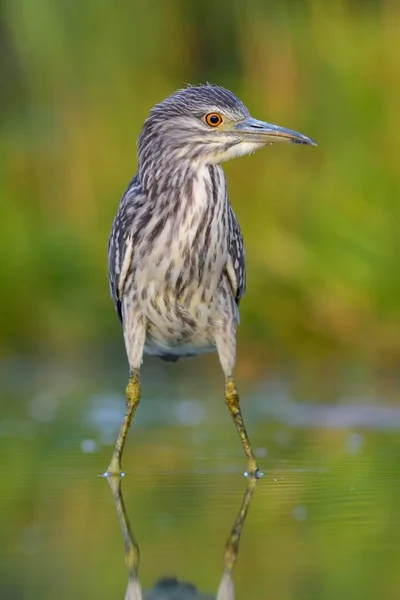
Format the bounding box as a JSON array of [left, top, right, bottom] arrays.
[[107, 476, 258, 600]]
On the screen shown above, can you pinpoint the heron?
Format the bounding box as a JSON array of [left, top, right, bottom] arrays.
[[107, 84, 316, 478]]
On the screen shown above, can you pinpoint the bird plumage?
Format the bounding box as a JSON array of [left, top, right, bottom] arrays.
[[108, 86, 248, 364], [105, 84, 316, 476]]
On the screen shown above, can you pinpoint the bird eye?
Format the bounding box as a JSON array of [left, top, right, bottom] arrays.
[[205, 112, 223, 127]]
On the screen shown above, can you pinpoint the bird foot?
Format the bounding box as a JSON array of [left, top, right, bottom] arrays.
[[244, 467, 264, 479], [100, 470, 126, 479]]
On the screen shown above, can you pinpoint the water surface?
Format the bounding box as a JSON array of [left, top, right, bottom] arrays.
[[1, 360, 399, 599]]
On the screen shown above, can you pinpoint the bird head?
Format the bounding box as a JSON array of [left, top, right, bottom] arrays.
[[138, 84, 316, 168]]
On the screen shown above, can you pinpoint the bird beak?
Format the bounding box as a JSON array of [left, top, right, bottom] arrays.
[[233, 117, 317, 146]]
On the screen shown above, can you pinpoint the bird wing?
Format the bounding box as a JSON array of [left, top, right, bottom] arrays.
[[226, 205, 246, 305], [108, 175, 143, 321]]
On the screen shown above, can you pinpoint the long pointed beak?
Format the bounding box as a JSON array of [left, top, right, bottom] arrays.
[[234, 117, 317, 146]]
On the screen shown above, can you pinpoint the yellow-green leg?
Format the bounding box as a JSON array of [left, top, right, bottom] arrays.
[[223, 476, 257, 571], [105, 369, 141, 476], [106, 475, 140, 595], [225, 377, 262, 478], [216, 475, 257, 599]]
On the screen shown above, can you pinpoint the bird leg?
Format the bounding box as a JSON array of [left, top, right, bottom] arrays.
[[224, 475, 257, 568], [105, 369, 141, 476], [225, 377, 262, 478], [106, 475, 143, 600]]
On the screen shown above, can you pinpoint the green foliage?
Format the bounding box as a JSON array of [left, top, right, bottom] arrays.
[[1, 0, 399, 364]]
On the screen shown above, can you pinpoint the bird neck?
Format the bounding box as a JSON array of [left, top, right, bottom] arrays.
[[138, 119, 229, 200], [138, 153, 189, 198], [138, 148, 226, 211]]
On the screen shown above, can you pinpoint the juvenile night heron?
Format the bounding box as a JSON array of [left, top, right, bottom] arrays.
[[107, 84, 316, 477]]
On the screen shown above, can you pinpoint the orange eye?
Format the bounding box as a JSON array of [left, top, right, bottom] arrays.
[[205, 112, 223, 127]]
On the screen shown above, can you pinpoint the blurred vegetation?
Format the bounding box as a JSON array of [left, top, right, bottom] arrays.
[[1, 0, 399, 367]]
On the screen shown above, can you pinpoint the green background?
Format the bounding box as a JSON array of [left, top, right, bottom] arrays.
[[1, 3, 400, 598], [2, 0, 399, 369]]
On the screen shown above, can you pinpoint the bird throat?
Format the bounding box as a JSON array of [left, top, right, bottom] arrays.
[[139, 163, 229, 304]]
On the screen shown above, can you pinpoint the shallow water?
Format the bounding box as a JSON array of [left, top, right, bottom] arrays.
[[1, 358, 400, 599]]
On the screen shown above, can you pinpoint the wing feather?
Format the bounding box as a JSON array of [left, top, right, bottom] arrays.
[[226, 205, 246, 305], [108, 175, 142, 321]]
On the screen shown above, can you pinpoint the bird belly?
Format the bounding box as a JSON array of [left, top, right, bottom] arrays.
[[132, 163, 230, 359], [142, 279, 219, 359], [135, 236, 228, 359]]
